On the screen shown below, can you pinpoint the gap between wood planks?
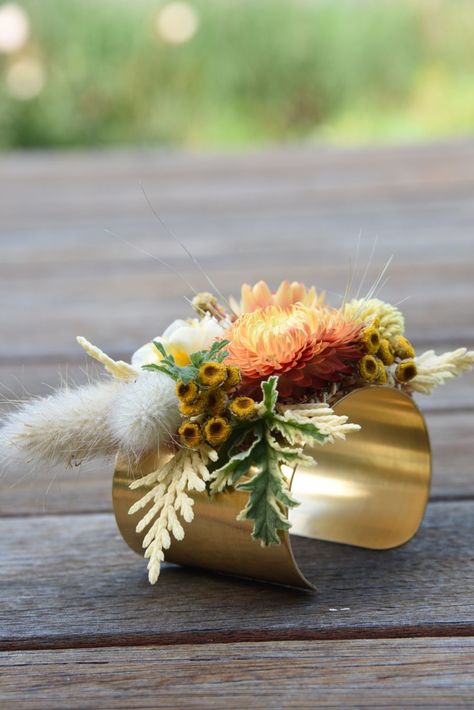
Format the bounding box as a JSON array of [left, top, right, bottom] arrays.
[[1, 500, 473, 649], [3, 622, 474, 654]]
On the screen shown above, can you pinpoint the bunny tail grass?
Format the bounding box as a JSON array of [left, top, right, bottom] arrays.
[[0, 380, 122, 470], [109, 371, 181, 458]]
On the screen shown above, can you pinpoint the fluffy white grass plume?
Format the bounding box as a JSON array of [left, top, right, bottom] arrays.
[[0, 370, 181, 473], [109, 371, 181, 458], [0, 380, 121, 470], [409, 348, 474, 395]]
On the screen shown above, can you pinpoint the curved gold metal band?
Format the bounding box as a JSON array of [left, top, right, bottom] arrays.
[[112, 386, 432, 589]]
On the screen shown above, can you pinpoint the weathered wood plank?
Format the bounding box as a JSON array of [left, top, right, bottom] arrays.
[[1, 264, 473, 358], [1, 221, 473, 271], [426, 411, 474, 500], [3, 143, 473, 261], [1, 143, 474, 358], [0, 500, 472, 650], [2, 142, 474, 220], [1, 142, 472, 698], [2, 637, 474, 709]]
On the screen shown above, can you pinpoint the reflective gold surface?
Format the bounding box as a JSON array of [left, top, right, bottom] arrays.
[[113, 450, 313, 589], [113, 386, 431, 589]]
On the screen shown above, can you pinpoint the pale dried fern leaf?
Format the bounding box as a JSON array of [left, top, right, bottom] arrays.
[[278, 402, 361, 443], [129, 444, 218, 584]]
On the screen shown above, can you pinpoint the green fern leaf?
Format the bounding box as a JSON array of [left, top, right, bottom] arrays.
[[209, 375, 330, 547], [261, 376, 279, 415], [236, 436, 299, 546], [210, 427, 263, 493]]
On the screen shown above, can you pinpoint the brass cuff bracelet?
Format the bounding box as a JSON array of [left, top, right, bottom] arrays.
[[3, 279, 469, 589], [113, 386, 431, 589]]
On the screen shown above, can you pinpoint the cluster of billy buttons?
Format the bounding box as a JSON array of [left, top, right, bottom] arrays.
[[176, 362, 256, 450], [358, 323, 417, 386]]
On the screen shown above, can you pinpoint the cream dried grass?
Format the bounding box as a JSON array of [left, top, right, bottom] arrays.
[[409, 348, 474, 395], [0, 380, 121, 469]]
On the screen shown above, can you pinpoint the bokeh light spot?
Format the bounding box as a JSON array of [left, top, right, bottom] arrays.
[[6, 57, 45, 100], [0, 3, 30, 54], [156, 2, 199, 45]]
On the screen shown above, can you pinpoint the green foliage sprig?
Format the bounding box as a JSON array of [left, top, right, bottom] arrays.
[[210, 376, 329, 546], [143, 339, 229, 383]]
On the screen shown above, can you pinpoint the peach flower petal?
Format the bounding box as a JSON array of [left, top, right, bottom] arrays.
[[225, 302, 362, 398]]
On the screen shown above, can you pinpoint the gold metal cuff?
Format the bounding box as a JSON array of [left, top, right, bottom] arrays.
[[112, 386, 432, 589]]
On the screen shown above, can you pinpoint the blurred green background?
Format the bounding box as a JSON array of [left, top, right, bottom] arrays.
[[1, 0, 474, 150]]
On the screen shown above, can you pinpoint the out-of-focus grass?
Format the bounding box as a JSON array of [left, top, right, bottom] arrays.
[[1, 0, 474, 149]]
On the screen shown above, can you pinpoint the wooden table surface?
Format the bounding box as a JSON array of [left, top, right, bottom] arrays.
[[1, 141, 473, 708]]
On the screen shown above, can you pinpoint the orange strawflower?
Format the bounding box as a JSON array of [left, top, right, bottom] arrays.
[[225, 302, 363, 398], [235, 280, 324, 314]]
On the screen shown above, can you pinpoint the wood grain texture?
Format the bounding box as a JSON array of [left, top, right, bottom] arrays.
[[1, 142, 474, 359], [1, 142, 474, 705], [1, 262, 473, 358], [1, 500, 473, 651], [2, 637, 474, 709]]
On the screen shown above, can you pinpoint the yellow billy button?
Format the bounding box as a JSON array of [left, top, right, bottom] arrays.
[[206, 388, 227, 416], [178, 422, 202, 449], [176, 380, 199, 404], [359, 354, 379, 382], [376, 360, 388, 385], [223, 365, 241, 391], [395, 360, 418, 383], [377, 338, 395, 366], [362, 325, 381, 354], [203, 416, 232, 447], [179, 394, 207, 417], [198, 361, 227, 388], [229, 396, 257, 420], [391, 335, 416, 360]]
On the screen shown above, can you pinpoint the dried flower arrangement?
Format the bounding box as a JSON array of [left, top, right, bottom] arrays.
[[1, 280, 473, 584]]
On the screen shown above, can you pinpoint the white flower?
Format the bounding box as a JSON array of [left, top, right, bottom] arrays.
[[132, 314, 225, 367], [342, 298, 405, 340]]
